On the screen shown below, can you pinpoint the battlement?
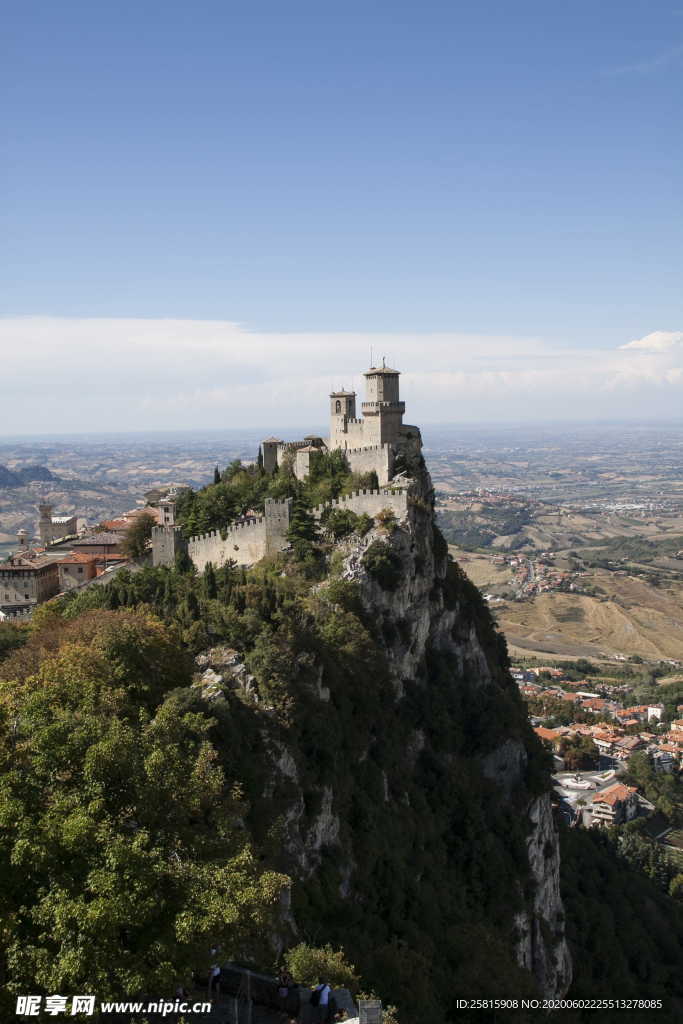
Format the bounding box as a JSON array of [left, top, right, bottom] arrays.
[[312, 488, 408, 519], [343, 443, 391, 455], [188, 517, 265, 547]]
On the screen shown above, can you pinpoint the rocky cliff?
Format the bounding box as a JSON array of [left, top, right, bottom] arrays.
[[195, 451, 571, 1014]]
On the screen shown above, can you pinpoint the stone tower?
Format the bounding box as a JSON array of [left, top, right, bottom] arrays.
[[329, 389, 357, 449], [38, 503, 53, 546], [362, 362, 405, 444], [261, 437, 283, 475]]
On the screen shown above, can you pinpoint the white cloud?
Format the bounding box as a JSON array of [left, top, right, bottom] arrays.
[[0, 317, 681, 433], [621, 330, 683, 351]]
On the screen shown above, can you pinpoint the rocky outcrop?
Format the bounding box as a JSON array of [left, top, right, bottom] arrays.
[[325, 458, 572, 997]]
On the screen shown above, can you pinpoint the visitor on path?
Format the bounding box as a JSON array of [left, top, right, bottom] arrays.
[[277, 969, 296, 1017], [310, 981, 332, 1023], [207, 947, 221, 1001]]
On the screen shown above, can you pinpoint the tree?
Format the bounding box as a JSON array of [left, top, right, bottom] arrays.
[[257, 447, 264, 473], [121, 512, 156, 560], [287, 491, 319, 559], [559, 733, 599, 771], [204, 562, 217, 600], [284, 943, 360, 991], [213, 465, 221, 484], [0, 609, 287, 1009]]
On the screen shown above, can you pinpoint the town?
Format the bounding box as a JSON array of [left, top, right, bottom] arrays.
[[511, 663, 683, 865]]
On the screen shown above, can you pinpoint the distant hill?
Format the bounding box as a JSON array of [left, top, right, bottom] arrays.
[[0, 464, 58, 487]]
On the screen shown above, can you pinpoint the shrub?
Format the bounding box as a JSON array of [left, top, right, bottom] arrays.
[[361, 540, 402, 590], [284, 943, 360, 991], [375, 508, 398, 533]]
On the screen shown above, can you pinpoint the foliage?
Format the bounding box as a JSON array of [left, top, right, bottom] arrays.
[[561, 825, 683, 1021], [121, 511, 157, 560], [0, 608, 287, 1010], [624, 752, 683, 828], [361, 540, 402, 590], [559, 733, 599, 771], [0, 621, 27, 662], [375, 507, 398, 533], [321, 507, 373, 540], [284, 943, 360, 991]]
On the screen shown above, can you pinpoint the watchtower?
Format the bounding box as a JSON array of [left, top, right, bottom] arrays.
[[329, 389, 357, 448], [362, 362, 405, 444], [261, 437, 283, 475], [38, 503, 53, 546]]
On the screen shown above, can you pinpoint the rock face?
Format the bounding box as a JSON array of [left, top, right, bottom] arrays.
[[201, 448, 572, 1005], [347, 460, 571, 998]]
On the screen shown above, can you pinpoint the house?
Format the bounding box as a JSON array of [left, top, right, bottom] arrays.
[[0, 552, 60, 612], [533, 726, 562, 751], [591, 783, 639, 827], [58, 552, 99, 591], [70, 532, 124, 557], [646, 704, 665, 723], [651, 748, 675, 773]]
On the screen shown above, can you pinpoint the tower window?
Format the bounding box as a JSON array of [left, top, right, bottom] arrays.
[[335, 400, 341, 413]]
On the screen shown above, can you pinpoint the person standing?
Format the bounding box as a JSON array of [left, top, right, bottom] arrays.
[[311, 981, 332, 1023], [207, 948, 221, 1002]]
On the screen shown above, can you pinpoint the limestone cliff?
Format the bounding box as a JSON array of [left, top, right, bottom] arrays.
[[194, 452, 571, 1014]]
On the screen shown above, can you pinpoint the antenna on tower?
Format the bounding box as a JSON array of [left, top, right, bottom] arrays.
[[370, 345, 373, 368]]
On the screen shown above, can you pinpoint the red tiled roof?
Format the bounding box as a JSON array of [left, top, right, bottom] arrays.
[[592, 783, 637, 807]]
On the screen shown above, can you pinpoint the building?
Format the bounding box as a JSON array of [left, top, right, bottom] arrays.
[[152, 365, 416, 572], [0, 551, 60, 612], [38, 504, 78, 546], [58, 552, 99, 591], [591, 783, 639, 827], [70, 532, 123, 557], [261, 361, 421, 486]]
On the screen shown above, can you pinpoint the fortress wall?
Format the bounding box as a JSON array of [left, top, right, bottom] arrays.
[[151, 525, 181, 568], [345, 443, 393, 485], [188, 518, 269, 570], [312, 488, 408, 521]]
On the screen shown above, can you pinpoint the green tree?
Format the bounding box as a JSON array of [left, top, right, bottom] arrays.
[[287, 491, 319, 558], [204, 562, 217, 600], [121, 512, 157, 560], [284, 943, 360, 991], [213, 465, 221, 484], [0, 609, 287, 1009]]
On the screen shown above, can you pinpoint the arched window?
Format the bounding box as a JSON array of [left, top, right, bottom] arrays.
[[335, 400, 341, 413]]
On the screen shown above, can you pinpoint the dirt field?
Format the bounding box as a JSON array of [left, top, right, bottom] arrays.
[[451, 545, 683, 662]]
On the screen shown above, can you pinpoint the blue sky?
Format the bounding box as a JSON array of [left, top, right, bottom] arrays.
[[1, 1, 682, 430]]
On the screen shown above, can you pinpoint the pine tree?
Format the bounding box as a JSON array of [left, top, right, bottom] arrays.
[[286, 491, 319, 561], [204, 562, 217, 600]]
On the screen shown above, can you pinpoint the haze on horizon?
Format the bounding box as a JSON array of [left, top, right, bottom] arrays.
[[1, 2, 681, 433]]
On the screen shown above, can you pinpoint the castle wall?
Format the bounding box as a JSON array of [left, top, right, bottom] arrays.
[[311, 488, 408, 522], [344, 444, 393, 485], [329, 416, 372, 450], [188, 519, 269, 571], [151, 525, 183, 568], [186, 498, 293, 570]]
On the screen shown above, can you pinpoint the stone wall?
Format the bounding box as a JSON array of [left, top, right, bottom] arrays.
[[188, 518, 269, 571], [344, 443, 393, 484], [311, 487, 408, 521], [186, 498, 293, 571], [151, 525, 184, 568]]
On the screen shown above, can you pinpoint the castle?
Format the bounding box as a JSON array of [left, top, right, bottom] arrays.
[[152, 362, 418, 570], [261, 360, 420, 486]]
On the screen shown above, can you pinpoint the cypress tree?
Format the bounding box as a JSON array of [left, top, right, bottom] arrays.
[[213, 466, 221, 485], [257, 447, 264, 473], [287, 491, 318, 547], [204, 562, 217, 600]]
